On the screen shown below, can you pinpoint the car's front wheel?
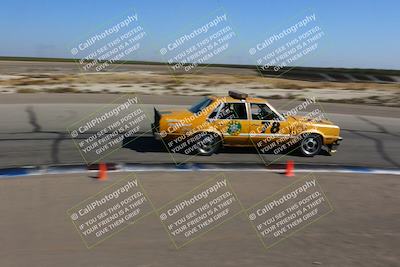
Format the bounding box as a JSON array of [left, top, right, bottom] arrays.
[[299, 133, 322, 157], [196, 132, 221, 156]]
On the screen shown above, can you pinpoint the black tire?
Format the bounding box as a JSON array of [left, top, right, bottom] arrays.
[[299, 133, 322, 157], [196, 132, 221, 156]]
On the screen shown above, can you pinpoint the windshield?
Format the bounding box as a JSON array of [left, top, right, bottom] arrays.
[[188, 97, 213, 113]]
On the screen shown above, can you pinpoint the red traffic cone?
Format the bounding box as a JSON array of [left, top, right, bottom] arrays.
[[285, 160, 294, 177], [98, 163, 108, 180]]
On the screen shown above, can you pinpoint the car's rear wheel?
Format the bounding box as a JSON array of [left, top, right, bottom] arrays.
[[299, 133, 322, 157], [196, 132, 221, 156]]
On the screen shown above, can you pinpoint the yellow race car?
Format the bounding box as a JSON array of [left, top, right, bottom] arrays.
[[152, 91, 342, 157]]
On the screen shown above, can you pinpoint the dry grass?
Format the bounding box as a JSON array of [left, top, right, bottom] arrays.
[[16, 88, 37, 93], [43, 87, 78, 93]]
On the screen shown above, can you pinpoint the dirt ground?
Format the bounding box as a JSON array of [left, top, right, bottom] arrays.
[[1, 60, 399, 106]]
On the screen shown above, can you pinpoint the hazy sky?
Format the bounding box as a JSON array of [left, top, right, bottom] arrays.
[[1, 0, 399, 69]]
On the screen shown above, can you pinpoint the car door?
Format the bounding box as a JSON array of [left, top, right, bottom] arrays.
[[209, 102, 250, 145], [248, 103, 291, 151]]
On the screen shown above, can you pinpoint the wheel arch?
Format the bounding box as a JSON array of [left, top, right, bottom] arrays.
[[191, 128, 223, 141], [298, 130, 325, 144]]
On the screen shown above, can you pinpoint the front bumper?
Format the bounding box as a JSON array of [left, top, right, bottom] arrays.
[[329, 137, 343, 153]]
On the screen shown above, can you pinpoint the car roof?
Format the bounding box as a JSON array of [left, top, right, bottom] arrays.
[[210, 95, 269, 104]]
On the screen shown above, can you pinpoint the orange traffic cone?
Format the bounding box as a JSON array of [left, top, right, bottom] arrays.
[[285, 160, 294, 177], [98, 163, 108, 180]]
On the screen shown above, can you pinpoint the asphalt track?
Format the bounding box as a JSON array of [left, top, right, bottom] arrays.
[[1, 94, 399, 267], [0, 94, 399, 169], [0, 172, 399, 266]]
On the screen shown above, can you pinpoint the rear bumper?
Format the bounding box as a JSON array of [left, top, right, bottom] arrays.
[[151, 123, 162, 140]]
